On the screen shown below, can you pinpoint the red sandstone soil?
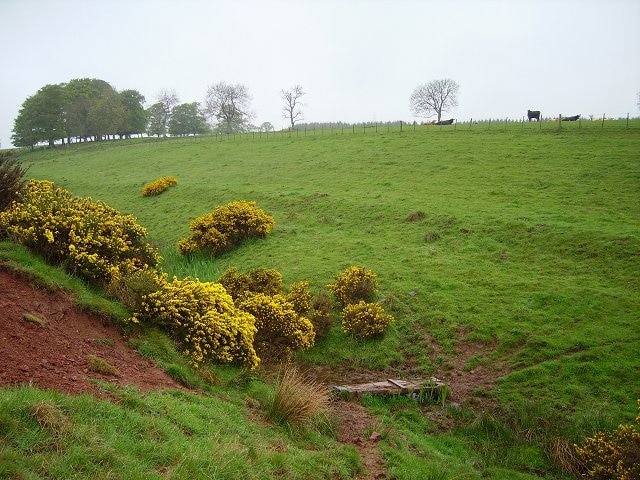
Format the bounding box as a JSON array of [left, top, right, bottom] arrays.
[[0, 268, 507, 480], [0, 269, 182, 397]]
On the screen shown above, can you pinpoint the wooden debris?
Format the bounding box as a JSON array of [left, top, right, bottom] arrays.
[[332, 377, 446, 401]]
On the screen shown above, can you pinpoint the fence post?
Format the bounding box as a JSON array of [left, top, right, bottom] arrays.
[[559, 114, 562, 129], [627, 113, 629, 129], [602, 113, 605, 129], [470, 118, 472, 130], [400, 120, 403, 132]]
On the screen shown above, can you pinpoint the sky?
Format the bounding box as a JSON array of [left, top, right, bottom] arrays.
[[1, 0, 639, 147]]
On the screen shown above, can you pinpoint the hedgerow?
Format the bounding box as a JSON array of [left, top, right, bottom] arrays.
[[131, 277, 259, 369], [141, 176, 177, 197], [239, 292, 315, 362], [178, 200, 274, 256], [341, 300, 394, 339], [328, 266, 378, 307], [0, 180, 159, 284]]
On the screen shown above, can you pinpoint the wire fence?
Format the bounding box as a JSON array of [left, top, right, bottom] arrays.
[[11, 113, 640, 151], [175, 114, 640, 144]]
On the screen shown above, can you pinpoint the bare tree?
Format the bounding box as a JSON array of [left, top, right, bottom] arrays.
[[409, 79, 459, 122], [203, 82, 253, 134], [281, 85, 305, 129], [157, 89, 179, 136]]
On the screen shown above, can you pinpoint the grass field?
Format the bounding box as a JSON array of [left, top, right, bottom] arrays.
[[3, 122, 639, 478]]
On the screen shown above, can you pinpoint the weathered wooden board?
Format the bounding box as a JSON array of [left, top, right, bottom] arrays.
[[333, 377, 445, 396]]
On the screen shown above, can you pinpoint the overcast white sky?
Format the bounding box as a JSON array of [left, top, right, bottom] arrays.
[[1, 0, 639, 147]]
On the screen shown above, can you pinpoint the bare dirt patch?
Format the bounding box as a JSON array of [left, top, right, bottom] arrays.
[[0, 269, 183, 397]]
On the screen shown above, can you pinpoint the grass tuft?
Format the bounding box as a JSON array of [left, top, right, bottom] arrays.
[[267, 366, 332, 428], [86, 354, 119, 376], [22, 311, 47, 327]]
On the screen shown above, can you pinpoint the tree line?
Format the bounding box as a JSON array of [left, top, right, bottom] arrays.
[[12, 77, 463, 148]]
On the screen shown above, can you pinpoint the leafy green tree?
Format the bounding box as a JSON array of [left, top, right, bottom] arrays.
[[118, 90, 146, 138], [88, 88, 126, 140], [12, 84, 66, 148], [146, 103, 166, 137], [168, 102, 209, 136], [64, 78, 115, 141]]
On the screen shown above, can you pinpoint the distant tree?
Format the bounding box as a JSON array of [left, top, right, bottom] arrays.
[[88, 88, 126, 141], [409, 79, 460, 122], [118, 89, 147, 138], [203, 82, 253, 134], [12, 84, 66, 148], [281, 85, 305, 129], [156, 89, 179, 137], [168, 102, 209, 136], [260, 121, 274, 132], [64, 78, 115, 141], [146, 103, 166, 137]]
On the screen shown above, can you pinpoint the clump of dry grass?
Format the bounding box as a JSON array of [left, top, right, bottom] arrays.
[[87, 354, 119, 376], [23, 312, 47, 327], [29, 401, 71, 452], [267, 366, 332, 427], [546, 437, 585, 476]]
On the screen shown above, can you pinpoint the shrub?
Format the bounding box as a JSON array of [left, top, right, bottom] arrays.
[[309, 291, 335, 341], [0, 180, 159, 284], [341, 300, 394, 339], [574, 400, 640, 480], [218, 267, 283, 301], [106, 268, 166, 310], [131, 277, 259, 369], [286, 280, 313, 316], [239, 293, 315, 362], [267, 365, 331, 427], [0, 150, 27, 212], [328, 266, 378, 307], [141, 176, 177, 197], [178, 201, 274, 256]]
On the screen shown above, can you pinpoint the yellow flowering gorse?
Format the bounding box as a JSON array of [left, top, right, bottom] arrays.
[[0, 180, 159, 283], [341, 300, 395, 339], [141, 176, 177, 197], [328, 266, 378, 307], [178, 201, 274, 256], [131, 277, 259, 369], [239, 292, 315, 362], [574, 400, 640, 480]]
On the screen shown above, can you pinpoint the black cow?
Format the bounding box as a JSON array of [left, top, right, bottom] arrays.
[[435, 118, 454, 125], [562, 114, 580, 121], [527, 110, 541, 122]]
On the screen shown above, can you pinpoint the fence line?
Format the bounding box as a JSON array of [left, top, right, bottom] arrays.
[[186, 115, 639, 144]]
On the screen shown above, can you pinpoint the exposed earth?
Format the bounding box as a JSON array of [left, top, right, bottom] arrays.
[[0, 268, 505, 480]]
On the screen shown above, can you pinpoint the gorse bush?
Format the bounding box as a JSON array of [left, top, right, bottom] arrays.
[[178, 200, 274, 256], [574, 400, 640, 480], [218, 266, 282, 301], [131, 277, 259, 369], [0, 180, 159, 284], [309, 291, 335, 341], [328, 266, 378, 307], [106, 268, 166, 310], [0, 150, 27, 212], [341, 300, 395, 339], [141, 176, 177, 197], [286, 280, 313, 316], [239, 293, 315, 362]]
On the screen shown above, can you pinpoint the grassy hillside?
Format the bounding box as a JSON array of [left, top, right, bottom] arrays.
[[6, 123, 640, 478]]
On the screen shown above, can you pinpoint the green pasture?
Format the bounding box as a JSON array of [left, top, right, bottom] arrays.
[[4, 122, 640, 478]]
